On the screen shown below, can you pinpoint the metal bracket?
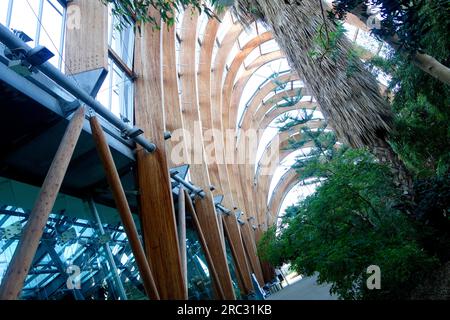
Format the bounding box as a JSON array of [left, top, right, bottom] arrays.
[[214, 195, 231, 215], [1, 221, 23, 240], [170, 165, 206, 199], [121, 126, 144, 139], [58, 227, 77, 244]]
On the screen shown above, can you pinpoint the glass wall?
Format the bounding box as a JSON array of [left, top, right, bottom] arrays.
[[0, 205, 144, 300], [186, 227, 215, 300], [1, 0, 66, 69]]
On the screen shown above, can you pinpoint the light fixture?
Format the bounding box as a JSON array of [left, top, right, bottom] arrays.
[[26, 45, 54, 66]]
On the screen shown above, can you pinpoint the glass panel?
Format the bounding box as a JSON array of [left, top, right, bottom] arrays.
[[39, 0, 63, 67], [110, 63, 122, 117], [186, 227, 214, 300], [0, 202, 145, 300], [0, 0, 9, 25], [96, 59, 133, 122], [109, 6, 134, 67], [9, 0, 40, 47]]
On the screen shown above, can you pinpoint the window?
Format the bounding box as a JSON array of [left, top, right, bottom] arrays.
[[96, 5, 135, 123], [0, 1, 10, 26], [4, 0, 66, 69], [108, 6, 134, 68], [96, 58, 134, 123]]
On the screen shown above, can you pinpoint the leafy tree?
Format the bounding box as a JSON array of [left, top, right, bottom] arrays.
[[258, 147, 438, 299], [102, 0, 225, 30], [361, 1, 450, 178]]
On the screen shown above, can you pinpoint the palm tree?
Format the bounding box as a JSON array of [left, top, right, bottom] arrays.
[[232, 0, 412, 194]]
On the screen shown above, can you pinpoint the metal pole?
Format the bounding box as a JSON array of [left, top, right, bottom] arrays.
[[177, 186, 188, 297], [88, 114, 160, 300], [88, 198, 128, 300], [0, 106, 85, 300], [0, 24, 156, 152]]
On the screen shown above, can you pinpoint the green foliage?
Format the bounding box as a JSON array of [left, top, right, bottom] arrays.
[[102, 0, 224, 30], [274, 89, 303, 108], [258, 148, 438, 299], [383, 2, 450, 177], [351, 0, 450, 178], [276, 108, 317, 132], [309, 21, 347, 62]]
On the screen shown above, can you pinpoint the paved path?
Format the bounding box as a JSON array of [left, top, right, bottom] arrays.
[[267, 274, 338, 300]]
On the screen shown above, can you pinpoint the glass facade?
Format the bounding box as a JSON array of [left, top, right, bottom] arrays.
[[0, 205, 143, 300]]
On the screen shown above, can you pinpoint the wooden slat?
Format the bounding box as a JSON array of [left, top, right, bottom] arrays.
[[162, 24, 187, 167], [197, 14, 254, 296], [134, 11, 186, 300], [240, 222, 265, 286], [179, 9, 236, 300]]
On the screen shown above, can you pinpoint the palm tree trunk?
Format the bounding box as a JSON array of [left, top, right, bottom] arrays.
[[371, 138, 413, 197], [233, 0, 413, 193]]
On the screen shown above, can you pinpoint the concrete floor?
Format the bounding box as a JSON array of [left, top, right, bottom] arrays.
[[267, 274, 338, 300]]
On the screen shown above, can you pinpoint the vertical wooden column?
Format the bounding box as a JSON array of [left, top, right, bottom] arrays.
[[240, 222, 265, 286], [196, 15, 252, 294], [162, 24, 187, 167], [134, 11, 186, 300], [89, 115, 160, 300], [222, 216, 253, 295], [179, 10, 235, 300], [0, 107, 85, 300]]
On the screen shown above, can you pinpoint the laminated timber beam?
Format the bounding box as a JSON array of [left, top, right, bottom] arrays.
[[258, 101, 317, 130], [254, 122, 323, 225], [198, 24, 260, 296], [0, 107, 85, 300], [206, 16, 253, 294], [234, 74, 300, 224], [89, 115, 160, 300], [239, 221, 265, 286], [236, 74, 301, 226], [225, 51, 285, 132], [221, 32, 273, 135], [162, 24, 187, 167], [179, 9, 236, 300], [224, 51, 284, 218], [218, 32, 273, 222], [268, 169, 300, 223], [197, 15, 227, 249], [134, 12, 186, 300]]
